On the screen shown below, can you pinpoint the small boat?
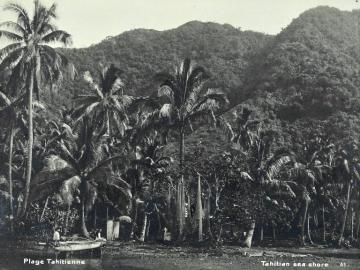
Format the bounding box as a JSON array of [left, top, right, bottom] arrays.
[[0, 239, 106, 258], [54, 240, 105, 252]]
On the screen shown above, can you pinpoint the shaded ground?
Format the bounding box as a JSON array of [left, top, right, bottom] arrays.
[[0, 242, 359, 270], [101, 242, 360, 270]]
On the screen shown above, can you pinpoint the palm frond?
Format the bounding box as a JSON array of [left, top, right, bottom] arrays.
[[267, 156, 292, 180], [0, 30, 23, 41], [3, 3, 32, 33], [0, 21, 25, 36], [83, 71, 103, 98], [240, 172, 254, 182], [75, 102, 100, 122], [0, 90, 12, 106], [29, 167, 78, 202], [41, 30, 72, 46], [0, 48, 24, 71]]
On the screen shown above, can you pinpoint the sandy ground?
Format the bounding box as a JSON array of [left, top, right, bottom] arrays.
[[101, 243, 360, 270], [0, 243, 359, 270]]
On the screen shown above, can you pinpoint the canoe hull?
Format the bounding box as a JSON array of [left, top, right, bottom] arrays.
[[55, 241, 103, 252]]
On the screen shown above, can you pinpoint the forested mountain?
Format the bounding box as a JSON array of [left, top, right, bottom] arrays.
[[10, 6, 360, 155], [39, 6, 360, 156], [244, 6, 360, 120], [226, 6, 360, 151], [56, 21, 271, 107], [2, 1, 360, 248]]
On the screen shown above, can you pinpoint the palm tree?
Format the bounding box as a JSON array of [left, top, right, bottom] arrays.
[[0, 0, 74, 217], [29, 118, 131, 237], [289, 134, 335, 245], [333, 143, 360, 246], [141, 58, 228, 239], [0, 90, 26, 226], [74, 64, 142, 137], [237, 130, 295, 247], [129, 132, 172, 241]]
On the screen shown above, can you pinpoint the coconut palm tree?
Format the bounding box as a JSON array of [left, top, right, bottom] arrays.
[[129, 132, 172, 241], [28, 118, 132, 237], [140, 58, 228, 239], [0, 90, 27, 226], [289, 134, 335, 245], [333, 143, 360, 246], [237, 130, 295, 247], [0, 0, 74, 217], [74, 64, 145, 137]]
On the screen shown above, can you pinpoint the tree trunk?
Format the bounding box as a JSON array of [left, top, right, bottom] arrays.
[[175, 126, 186, 241], [205, 185, 213, 240], [40, 196, 49, 222], [301, 199, 310, 246], [21, 70, 34, 217], [64, 204, 71, 235], [260, 226, 264, 243], [106, 110, 111, 136], [166, 185, 172, 232], [338, 183, 352, 246], [177, 179, 184, 240], [139, 213, 147, 242], [196, 174, 203, 242], [8, 124, 14, 232], [93, 204, 96, 229], [351, 207, 354, 239], [214, 175, 220, 212], [187, 189, 192, 229], [244, 221, 256, 248], [81, 198, 90, 237], [179, 127, 185, 173], [307, 214, 314, 245], [356, 203, 360, 239], [272, 222, 276, 241], [322, 204, 326, 243]]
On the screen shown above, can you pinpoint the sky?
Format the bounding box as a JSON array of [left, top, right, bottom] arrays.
[[0, 0, 359, 48]]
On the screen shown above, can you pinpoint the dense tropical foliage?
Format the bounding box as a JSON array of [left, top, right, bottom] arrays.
[[0, 1, 360, 250]]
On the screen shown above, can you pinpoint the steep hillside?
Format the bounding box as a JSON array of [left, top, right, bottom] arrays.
[[244, 6, 360, 121], [232, 6, 360, 150], [56, 21, 272, 107]]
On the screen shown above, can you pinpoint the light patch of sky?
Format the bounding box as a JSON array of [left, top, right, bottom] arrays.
[[0, 0, 359, 48]]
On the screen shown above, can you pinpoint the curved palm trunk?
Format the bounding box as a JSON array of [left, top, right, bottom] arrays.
[[338, 182, 352, 246], [8, 124, 14, 232], [80, 197, 90, 238], [21, 70, 34, 217], [40, 196, 49, 222], [244, 221, 256, 248], [307, 215, 314, 245], [64, 204, 71, 235], [301, 199, 310, 245], [139, 213, 147, 242], [79, 178, 90, 238]]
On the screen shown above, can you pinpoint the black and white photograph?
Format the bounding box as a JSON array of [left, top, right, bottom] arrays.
[[0, 0, 359, 269]]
